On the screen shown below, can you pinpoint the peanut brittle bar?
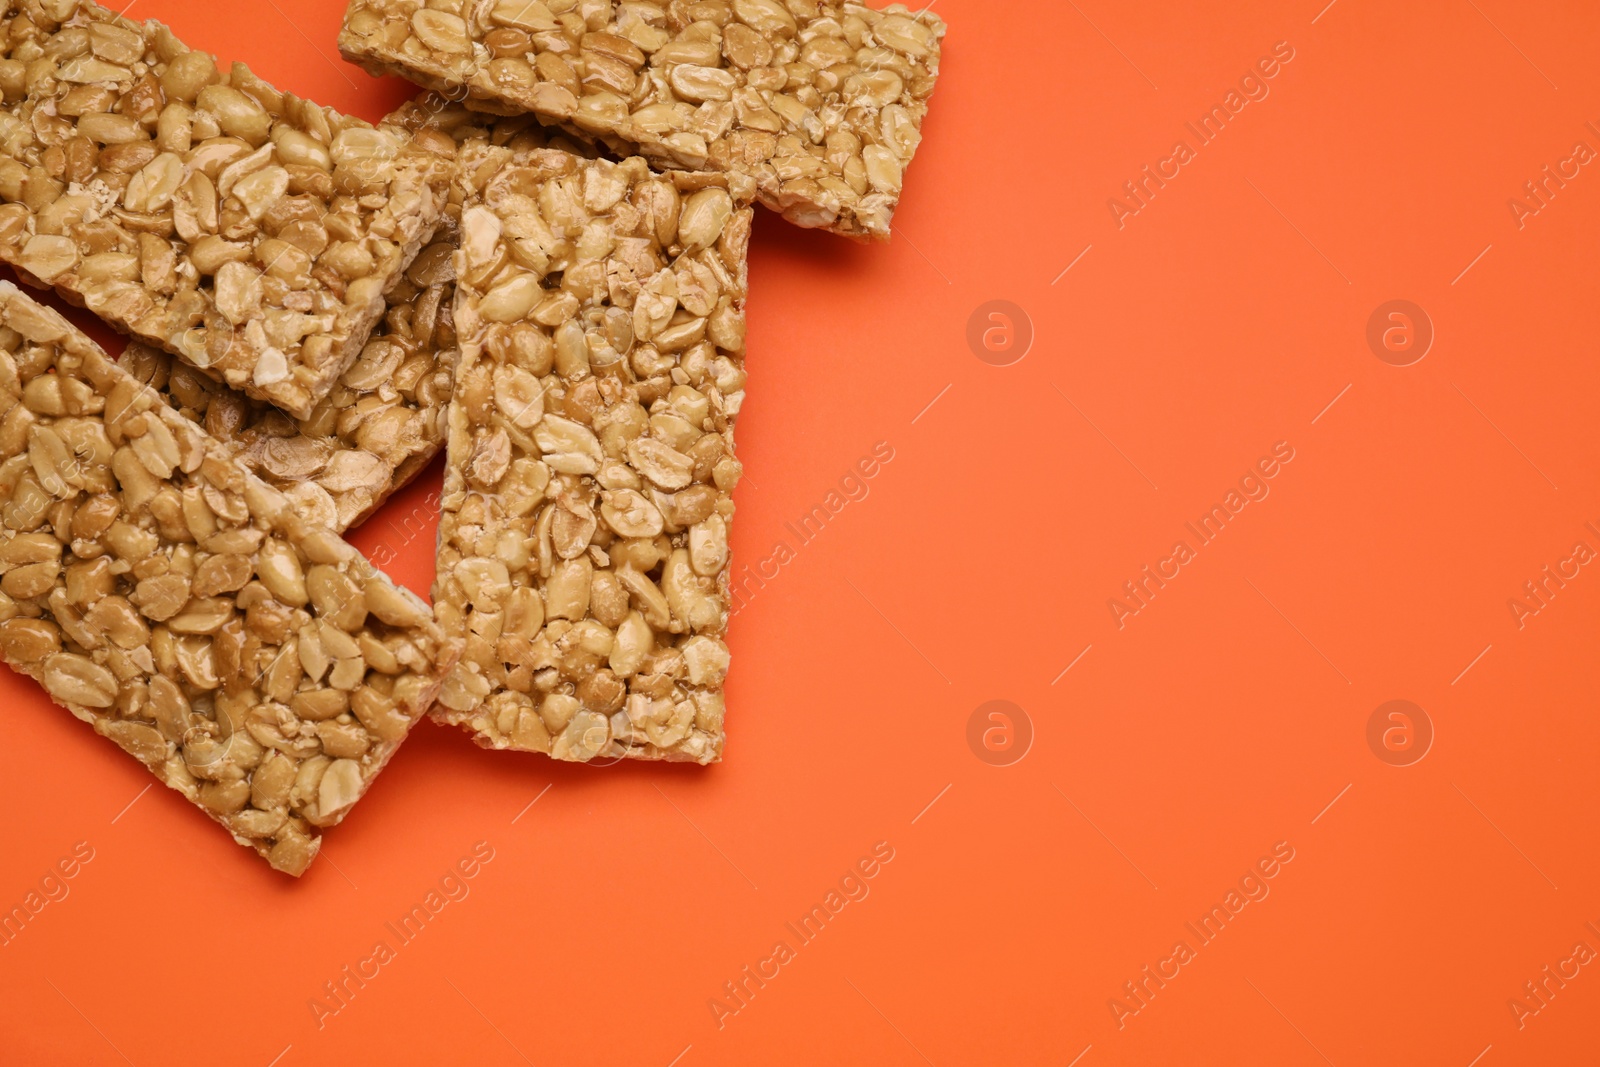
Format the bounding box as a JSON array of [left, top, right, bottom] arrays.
[[118, 223, 458, 534], [0, 0, 451, 420], [433, 144, 748, 763], [116, 96, 598, 533], [0, 282, 460, 875], [339, 0, 944, 240]]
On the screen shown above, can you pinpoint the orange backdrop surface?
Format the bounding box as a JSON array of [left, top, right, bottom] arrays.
[[4, 0, 1600, 1064]]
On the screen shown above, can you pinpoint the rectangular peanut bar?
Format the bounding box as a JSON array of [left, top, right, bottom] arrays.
[[0, 281, 460, 876], [0, 0, 452, 420], [115, 95, 599, 533], [339, 0, 944, 240], [432, 144, 748, 763]]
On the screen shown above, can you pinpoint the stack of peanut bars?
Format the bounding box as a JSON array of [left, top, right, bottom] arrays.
[[0, 0, 944, 874]]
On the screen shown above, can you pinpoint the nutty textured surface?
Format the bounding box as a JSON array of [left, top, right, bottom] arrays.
[[0, 0, 451, 419], [0, 282, 459, 876], [384, 87, 599, 159], [339, 0, 943, 240], [116, 95, 596, 533], [434, 144, 748, 763], [119, 223, 458, 534]]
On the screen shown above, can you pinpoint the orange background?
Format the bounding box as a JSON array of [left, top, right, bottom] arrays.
[[4, 0, 1600, 1063]]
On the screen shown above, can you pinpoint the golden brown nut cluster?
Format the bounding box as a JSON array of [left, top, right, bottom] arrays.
[[0, 0, 812, 881], [0, 0, 451, 418], [0, 282, 459, 875], [118, 217, 456, 532], [340, 0, 944, 238], [434, 144, 749, 763], [117, 94, 597, 534]]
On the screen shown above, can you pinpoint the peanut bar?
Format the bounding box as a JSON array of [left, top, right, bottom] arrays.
[[339, 0, 944, 240], [0, 0, 451, 420], [114, 96, 602, 532], [433, 144, 748, 763], [0, 281, 460, 876], [117, 221, 457, 534]]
